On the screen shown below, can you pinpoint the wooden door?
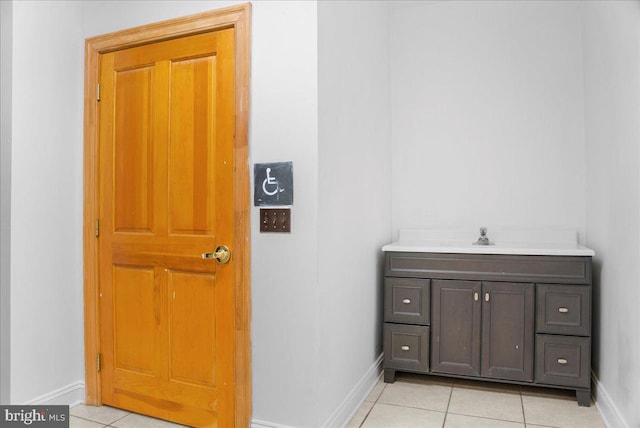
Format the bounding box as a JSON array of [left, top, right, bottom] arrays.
[[97, 29, 235, 427], [431, 280, 482, 376], [481, 282, 534, 382]]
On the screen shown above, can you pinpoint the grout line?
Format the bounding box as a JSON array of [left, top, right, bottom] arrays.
[[445, 410, 525, 425], [357, 402, 375, 428], [371, 402, 447, 414], [447, 413, 528, 428], [442, 383, 454, 428], [520, 385, 528, 426], [359, 380, 385, 427], [110, 411, 130, 425], [70, 415, 111, 425]]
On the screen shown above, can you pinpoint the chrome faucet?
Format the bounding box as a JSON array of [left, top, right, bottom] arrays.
[[474, 227, 493, 245]]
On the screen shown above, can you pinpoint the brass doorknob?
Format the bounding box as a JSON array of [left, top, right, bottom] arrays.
[[201, 245, 231, 264]]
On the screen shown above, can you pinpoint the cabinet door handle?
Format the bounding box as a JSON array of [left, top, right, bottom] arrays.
[[474, 292, 479, 302], [558, 307, 569, 313], [402, 298, 411, 304], [401, 346, 410, 351], [485, 292, 490, 302], [557, 358, 568, 365]]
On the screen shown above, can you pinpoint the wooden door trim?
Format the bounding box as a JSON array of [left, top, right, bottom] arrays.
[[82, 4, 251, 426]]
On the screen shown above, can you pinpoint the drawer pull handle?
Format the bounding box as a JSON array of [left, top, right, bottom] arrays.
[[401, 346, 410, 351], [474, 292, 479, 302], [485, 293, 490, 302], [557, 358, 568, 365], [402, 298, 411, 304], [558, 307, 569, 313]]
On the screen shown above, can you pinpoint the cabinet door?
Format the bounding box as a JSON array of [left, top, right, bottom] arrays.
[[431, 280, 481, 377], [482, 282, 534, 382]]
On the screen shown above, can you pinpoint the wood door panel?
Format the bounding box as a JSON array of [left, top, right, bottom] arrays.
[[113, 366, 217, 409], [113, 266, 159, 375], [169, 56, 217, 235], [111, 370, 219, 427], [111, 251, 213, 273], [114, 66, 155, 232], [113, 32, 218, 70], [168, 271, 216, 386]]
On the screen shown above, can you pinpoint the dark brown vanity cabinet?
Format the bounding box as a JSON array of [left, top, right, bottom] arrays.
[[383, 251, 593, 406], [431, 280, 534, 382]]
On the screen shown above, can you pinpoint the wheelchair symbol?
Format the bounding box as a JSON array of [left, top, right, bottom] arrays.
[[262, 168, 284, 196]]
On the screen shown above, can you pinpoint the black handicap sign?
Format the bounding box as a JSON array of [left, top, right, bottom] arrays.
[[254, 161, 293, 206]]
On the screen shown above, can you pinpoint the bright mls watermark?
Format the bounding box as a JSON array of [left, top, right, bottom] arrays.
[[0, 406, 69, 427]]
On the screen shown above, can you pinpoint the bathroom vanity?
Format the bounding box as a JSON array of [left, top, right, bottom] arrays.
[[382, 229, 595, 406]]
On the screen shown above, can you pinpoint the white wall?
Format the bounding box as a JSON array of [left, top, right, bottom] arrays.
[[390, 1, 587, 240], [0, 0, 13, 405], [582, 2, 640, 427], [10, 0, 85, 404], [246, 2, 320, 426], [317, 1, 391, 426]]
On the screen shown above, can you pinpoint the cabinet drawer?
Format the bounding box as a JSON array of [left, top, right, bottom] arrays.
[[383, 323, 429, 373], [535, 335, 590, 388], [537, 284, 590, 336], [384, 278, 430, 325]]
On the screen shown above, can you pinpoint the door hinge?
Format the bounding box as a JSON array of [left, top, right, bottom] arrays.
[[97, 353, 102, 372], [95, 219, 100, 237], [96, 83, 101, 102]]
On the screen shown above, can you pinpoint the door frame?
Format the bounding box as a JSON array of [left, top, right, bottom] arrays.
[[82, 4, 251, 426]]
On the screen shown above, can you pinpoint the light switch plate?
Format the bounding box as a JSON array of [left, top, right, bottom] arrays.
[[260, 208, 291, 233]]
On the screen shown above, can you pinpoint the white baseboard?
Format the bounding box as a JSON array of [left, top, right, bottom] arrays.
[[24, 381, 85, 408], [592, 372, 629, 428], [251, 354, 383, 428], [251, 418, 300, 428], [321, 353, 383, 428]]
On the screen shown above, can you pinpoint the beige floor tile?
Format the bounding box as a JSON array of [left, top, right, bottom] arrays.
[[522, 395, 606, 428], [70, 405, 129, 425], [346, 401, 374, 428], [454, 378, 521, 393], [377, 380, 452, 412], [444, 413, 525, 428], [448, 384, 524, 422], [365, 378, 386, 403], [362, 403, 445, 428], [520, 385, 576, 400], [69, 416, 106, 428], [111, 413, 188, 428]]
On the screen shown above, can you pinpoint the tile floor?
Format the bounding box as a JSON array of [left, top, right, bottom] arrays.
[[347, 373, 607, 428], [70, 373, 608, 428], [70, 405, 186, 428]]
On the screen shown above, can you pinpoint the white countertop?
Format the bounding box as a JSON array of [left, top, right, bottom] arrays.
[[382, 229, 595, 257]]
